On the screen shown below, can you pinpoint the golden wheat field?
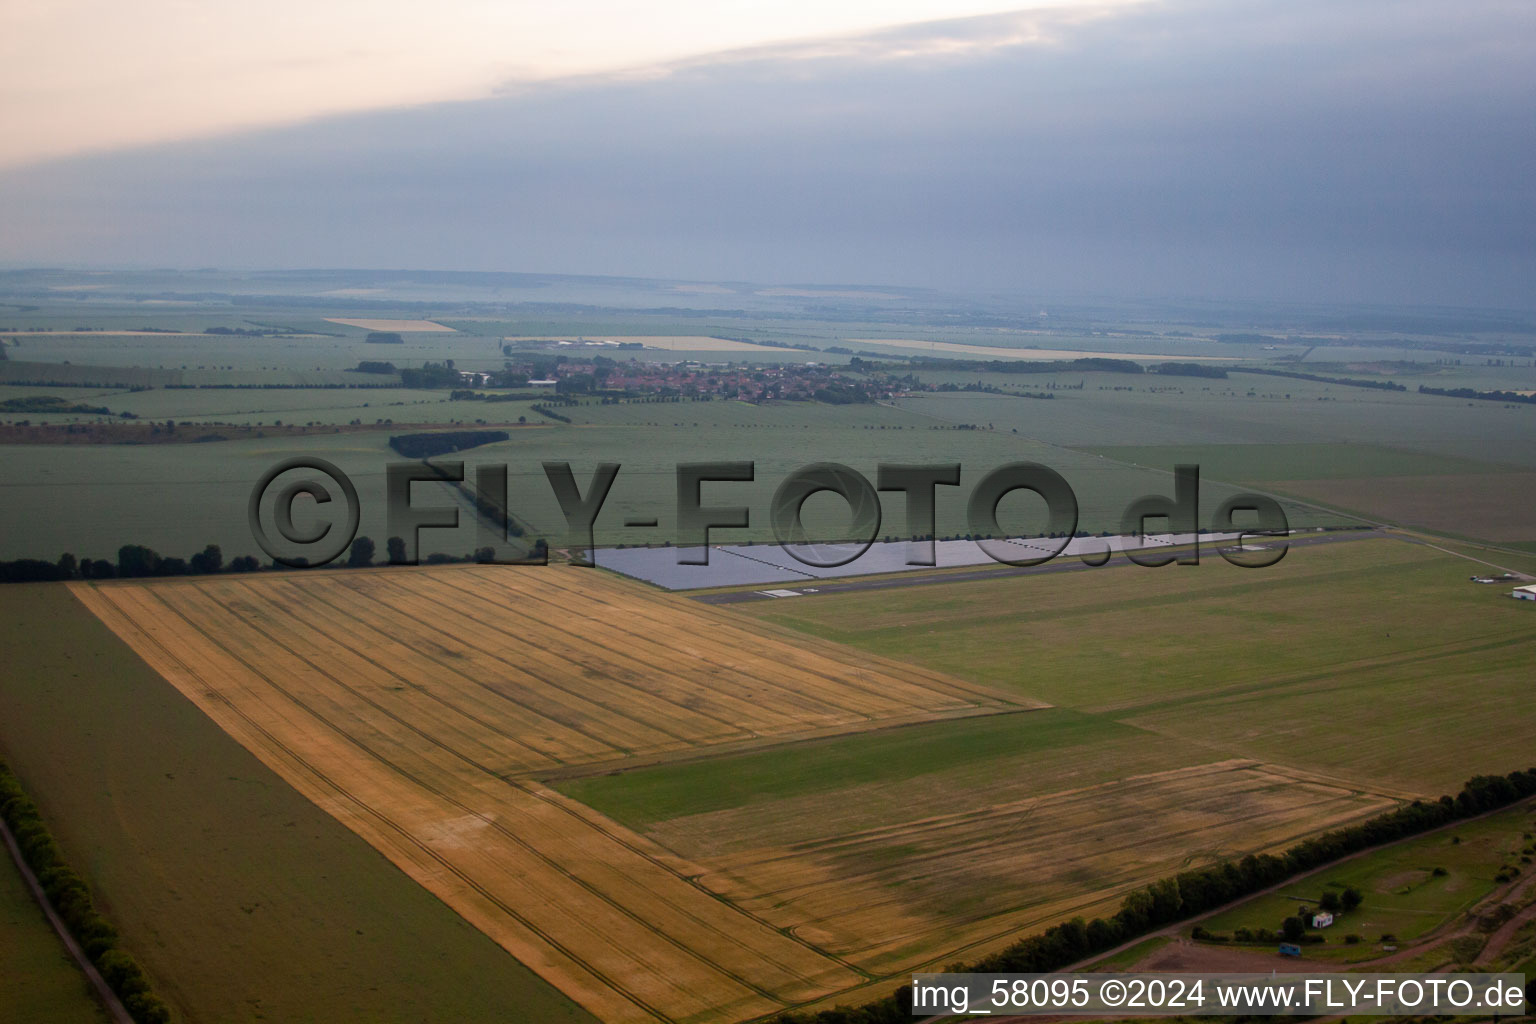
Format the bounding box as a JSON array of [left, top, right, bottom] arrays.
[[70, 565, 1403, 1023], [71, 566, 1028, 1024]]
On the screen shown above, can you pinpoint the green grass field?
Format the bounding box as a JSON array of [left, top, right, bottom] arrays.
[[1195, 800, 1536, 961], [1079, 442, 1509, 482], [1082, 935, 1173, 972], [735, 536, 1536, 796], [0, 584, 598, 1024], [0, 396, 1346, 562], [556, 708, 1203, 835], [894, 377, 1536, 456], [0, 842, 108, 1024]]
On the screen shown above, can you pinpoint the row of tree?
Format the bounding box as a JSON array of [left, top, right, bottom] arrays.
[[1, 760, 173, 1023], [0, 533, 555, 582], [388, 429, 510, 458], [1418, 384, 1536, 405], [1236, 367, 1407, 391], [767, 768, 1536, 1023], [0, 546, 257, 582]]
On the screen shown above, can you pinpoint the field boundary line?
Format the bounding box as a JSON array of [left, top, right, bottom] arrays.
[[73, 583, 678, 1024], [155, 584, 799, 1003], [524, 782, 875, 979], [98, 581, 851, 1017], [0, 797, 140, 1024]]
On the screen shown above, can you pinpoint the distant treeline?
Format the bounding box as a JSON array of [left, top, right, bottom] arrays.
[[863, 355, 1229, 378], [1, 395, 127, 415], [728, 337, 817, 351], [366, 331, 405, 344], [399, 361, 461, 388], [1214, 333, 1283, 344], [1418, 384, 1536, 405], [0, 361, 398, 390], [161, 383, 399, 390], [531, 404, 572, 423], [1234, 367, 1406, 391], [0, 545, 256, 582], [768, 768, 1536, 1024], [0, 535, 550, 583], [388, 429, 510, 459], [891, 357, 1147, 374], [203, 326, 288, 337], [1, 760, 173, 1023], [448, 389, 544, 404], [1149, 362, 1228, 378]]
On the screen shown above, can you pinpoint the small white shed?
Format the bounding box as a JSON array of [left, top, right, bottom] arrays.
[[1513, 584, 1536, 601]]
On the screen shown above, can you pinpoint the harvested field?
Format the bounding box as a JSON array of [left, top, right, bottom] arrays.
[[646, 760, 1395, 973], [71, 567, 1024, 1024], [324, 317, 455, 332]]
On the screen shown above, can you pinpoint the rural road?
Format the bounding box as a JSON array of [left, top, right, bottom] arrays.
[[914, 797, 1536, 1024], [0, 815, 134, 1024]]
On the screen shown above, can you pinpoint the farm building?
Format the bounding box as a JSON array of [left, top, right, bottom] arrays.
[[1311, 911, 1334, 928], [1513, 584, 1536, 601]]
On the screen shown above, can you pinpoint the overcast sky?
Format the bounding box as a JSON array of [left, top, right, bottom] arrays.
[[3, 0, 1533, 307]]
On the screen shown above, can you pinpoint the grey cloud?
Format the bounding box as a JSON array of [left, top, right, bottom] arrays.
[[2, 0, 1533, 306]]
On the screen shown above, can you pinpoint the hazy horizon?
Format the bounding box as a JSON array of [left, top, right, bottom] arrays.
[[4, 0, 1533, 308]]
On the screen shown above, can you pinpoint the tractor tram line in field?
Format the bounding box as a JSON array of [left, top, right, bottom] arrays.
[[68, 569, 1028, 1023], [431, 572, 914, 730], [280, 574, 740, 759], [130, 578, 875, 1018], [509, 567, 1015, 712], [73, 587, 690, 1022]]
